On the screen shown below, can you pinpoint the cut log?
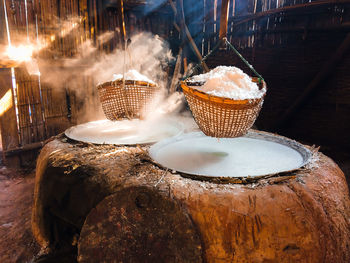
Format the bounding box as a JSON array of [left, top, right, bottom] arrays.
[[78, 186, 203, 263], [32, 133, 350, 262]]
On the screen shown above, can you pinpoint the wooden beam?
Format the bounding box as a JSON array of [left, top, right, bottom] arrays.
[[168, 0, 177, 14], [117, 0, 126, 47], [4, 141, 45, 157], [219, 0, 230, 40], [232, 22, 350, 37], [179, 0, 209, 72], [0, 68, 20, 167], [274, 33, 350, 130], [233, 0, 350, 27], [0, 60, 20, 68], [170, 47, 183, 93]]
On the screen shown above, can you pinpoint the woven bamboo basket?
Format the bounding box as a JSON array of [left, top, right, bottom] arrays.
[[181, 77, 266, 138], [97, 79, 159, 120]]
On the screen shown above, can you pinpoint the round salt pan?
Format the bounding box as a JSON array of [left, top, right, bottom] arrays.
[[65, 119, 183, 145], [149, 131, 311, 178]]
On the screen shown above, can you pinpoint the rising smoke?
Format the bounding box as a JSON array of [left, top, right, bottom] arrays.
[[35, 31, 184, 123]]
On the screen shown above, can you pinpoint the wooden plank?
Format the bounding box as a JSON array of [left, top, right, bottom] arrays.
[[0, 68, 20, 167], [4, 141, 45, 156], [0, 0, 6, 44]]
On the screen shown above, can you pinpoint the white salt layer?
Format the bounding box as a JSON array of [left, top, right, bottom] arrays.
[[190, 66, 265, 100], [112, 69, 155, 84], [150, 132, 306, 178], [65, 118, 182, 145]]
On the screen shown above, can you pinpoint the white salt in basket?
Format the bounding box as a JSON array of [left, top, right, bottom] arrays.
[[181, 77, 266, 138]]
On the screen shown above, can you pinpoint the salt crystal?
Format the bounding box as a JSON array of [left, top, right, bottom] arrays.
[[190, 66, 265, 100], [112, 69, 155, 84]]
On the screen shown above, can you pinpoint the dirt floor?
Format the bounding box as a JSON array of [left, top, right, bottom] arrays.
[[0, 148, 349, 263], [0, 164, 40, 263]]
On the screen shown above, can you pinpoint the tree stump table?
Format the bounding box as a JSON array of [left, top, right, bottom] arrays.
[[32, 133, 350, 263]]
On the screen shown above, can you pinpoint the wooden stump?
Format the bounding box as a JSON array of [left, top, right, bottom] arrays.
[[32, 133, 350, 262], [78, 186, 203, 263]]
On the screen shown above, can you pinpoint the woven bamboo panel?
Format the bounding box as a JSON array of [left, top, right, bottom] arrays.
[[14, 67, 46, 145]]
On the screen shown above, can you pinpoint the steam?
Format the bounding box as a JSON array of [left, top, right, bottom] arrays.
[[82, 32, 173, 86], [1, 8, 185, 124], [145, 91, 184, 121], [34, 31, 183, 122]]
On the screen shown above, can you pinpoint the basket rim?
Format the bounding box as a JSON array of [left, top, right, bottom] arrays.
[[97, 79, 158, 89], [181, 79, 266, 105]]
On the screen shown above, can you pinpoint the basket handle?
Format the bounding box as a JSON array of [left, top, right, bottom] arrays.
[[218, 0, 264, 84], [183, 0, 264, 86], [224, 38, 264, 86], [183, 38, 264, 85]]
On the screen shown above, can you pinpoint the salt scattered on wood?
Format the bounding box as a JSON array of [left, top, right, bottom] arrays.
[[190, 66, 265, 100], [112, 69, 155, 84], [305, 152, 321, 169]]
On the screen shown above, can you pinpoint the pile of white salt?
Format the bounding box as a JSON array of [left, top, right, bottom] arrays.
[[190, 66, 265, 100], [112, 69, 155, 84]]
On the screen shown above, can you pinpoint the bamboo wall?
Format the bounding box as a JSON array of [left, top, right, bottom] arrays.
[[0, 0, 123, 166], [0, 0, 349, 166], [0, 0, 178, 166]]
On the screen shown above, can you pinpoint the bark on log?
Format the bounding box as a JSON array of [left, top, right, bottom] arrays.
[[78, 186, 203, 263], [32, 133, 350, 262]]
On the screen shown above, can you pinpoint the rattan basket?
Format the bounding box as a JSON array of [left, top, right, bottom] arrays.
[[181, 77, 266, 138], [97, 79, 159, 120]]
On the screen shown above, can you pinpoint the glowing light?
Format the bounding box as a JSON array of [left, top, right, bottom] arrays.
[[0, 89, 13, 116], [6, 45, 35, 62], [50, 35, 55, 42]]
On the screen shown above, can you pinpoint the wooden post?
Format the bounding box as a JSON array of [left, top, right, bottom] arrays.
[[117, 0, 126, 49], [0, 0, 6, 45], [179, 0, 209, 72], [219, 0, 230, 41], [170, 47, 183, 93], [0, 68, 20, 167]]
